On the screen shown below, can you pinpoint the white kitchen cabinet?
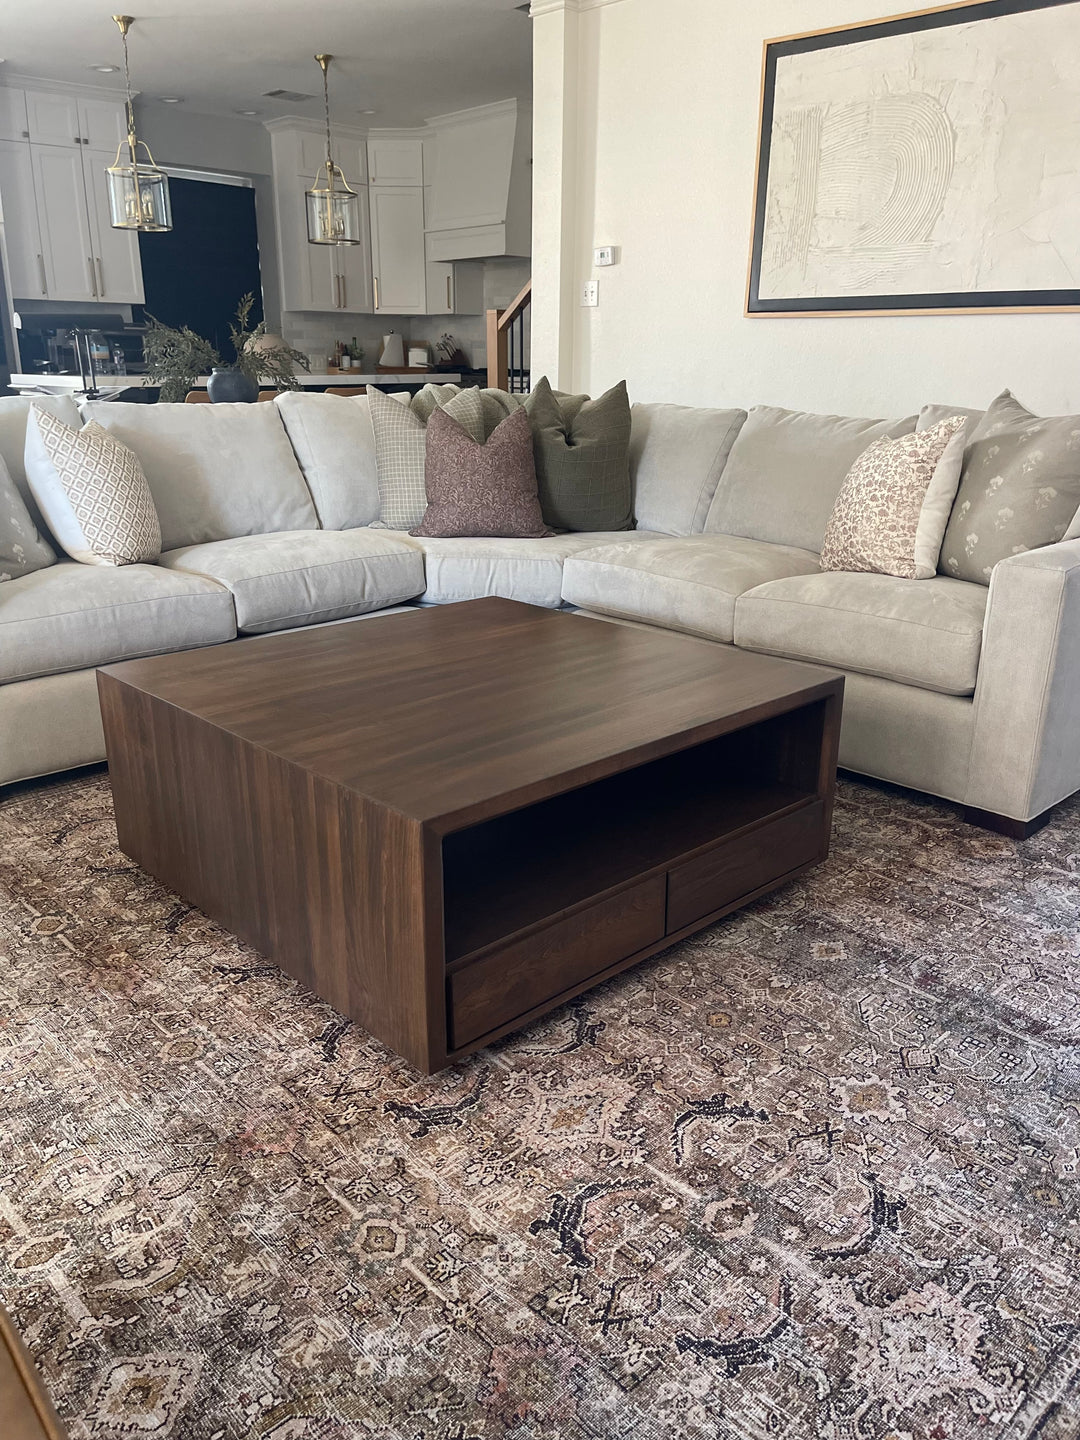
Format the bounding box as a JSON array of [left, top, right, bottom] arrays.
[[24, 91, 127, 151], [425, 257, 484, 316], [82, 147, 144, 302], [368, 138, 423, 187], [370, 186, 426, 314], [297, 130, 367, 186], [0, 89, 29, 143], [32, 144, 97, 300], [0, 139, 45, 297], [425, 100, 531, 259]]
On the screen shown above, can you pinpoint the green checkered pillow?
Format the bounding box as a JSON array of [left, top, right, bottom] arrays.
[[368, 386, 486, 531]]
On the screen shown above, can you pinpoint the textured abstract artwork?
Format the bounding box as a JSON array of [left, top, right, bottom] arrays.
[[748, 0, 1080, 314], [2, 771, 1080, 1438]]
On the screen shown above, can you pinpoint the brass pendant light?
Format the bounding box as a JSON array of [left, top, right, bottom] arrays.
[[105, 15, 173, 232], [305, 54, 361, 245]]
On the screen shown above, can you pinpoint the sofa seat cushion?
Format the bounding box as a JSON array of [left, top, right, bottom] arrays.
[[406, 531, 663, 608], [159, 529, 425, 634], [80, 401, 318, 551], [0, 561, 234, 684], [734, 571, 988, 696], [560, 534, 822, 643]]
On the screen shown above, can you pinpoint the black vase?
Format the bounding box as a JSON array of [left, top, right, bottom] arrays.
[[206, 366, 258, 403]]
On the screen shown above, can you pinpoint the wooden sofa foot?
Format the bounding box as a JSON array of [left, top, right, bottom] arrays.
[[961, 804, 1055, 840]]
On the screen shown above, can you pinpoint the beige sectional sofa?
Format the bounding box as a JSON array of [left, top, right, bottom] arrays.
[[1, 389, 1076, 837]]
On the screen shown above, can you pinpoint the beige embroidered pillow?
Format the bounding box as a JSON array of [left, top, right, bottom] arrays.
[[820, 415, 968, 580], [25, 405, 161, 567]]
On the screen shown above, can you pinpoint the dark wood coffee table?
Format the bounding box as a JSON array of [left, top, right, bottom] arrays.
[[99, 598, 843, 1073]]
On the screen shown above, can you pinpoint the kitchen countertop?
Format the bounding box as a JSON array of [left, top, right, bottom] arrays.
[[7, 372, 462, 394]]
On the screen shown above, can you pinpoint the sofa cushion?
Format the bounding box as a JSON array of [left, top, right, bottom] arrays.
[[368, 386, 487, 531], [0, 561, 235, 684], [79, 401, 318, 551], [159, 529, 425, 634], [938, 391, 1080, 584], [561, 534, 821, 643], [629, 403, 747, 536], [275, 391, 381, 530], [0, 393, 83, 533], [407, 531, 663, 609], [705, 405, 917, 552], [25, 407, 162, 567], [734, 571, 988, 696], [0, 452, 55, 581]]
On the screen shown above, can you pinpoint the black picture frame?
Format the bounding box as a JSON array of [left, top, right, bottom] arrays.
[[746, 0, 1080, 316]]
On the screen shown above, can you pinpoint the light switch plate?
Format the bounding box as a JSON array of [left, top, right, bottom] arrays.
[[594, 246, 616, 267], [582, 280, 599, 307]]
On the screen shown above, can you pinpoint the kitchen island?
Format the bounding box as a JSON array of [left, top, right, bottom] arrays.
[[6, 372, 463, 398]]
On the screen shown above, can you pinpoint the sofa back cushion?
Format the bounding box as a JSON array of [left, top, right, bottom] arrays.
[[80, 400, 318, 550], [0, 394, 83, 533], [275, 391, 381, 530], [629, 403, 747, 535], [705, 405, 917, 552]]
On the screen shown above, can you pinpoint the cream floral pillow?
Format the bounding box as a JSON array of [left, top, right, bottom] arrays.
[[820, 415, 968, 580]]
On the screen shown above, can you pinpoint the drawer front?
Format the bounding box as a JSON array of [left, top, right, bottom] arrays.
[[667, 801, 826, 933], [449, 875, 666, 1049]]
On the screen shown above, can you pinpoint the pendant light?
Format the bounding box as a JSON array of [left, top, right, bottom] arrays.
[[105, 15, 172, 232], [306, 54, 361, 245]]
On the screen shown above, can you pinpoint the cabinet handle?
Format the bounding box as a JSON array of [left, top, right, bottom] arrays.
[[341, 273, 347, 309], [373, 276, 379, 310], [446, 274, 452, 309], [37, 254, 46, 295], [88, 256, 97, 297], [336, 273, 343, 309], [74, 136, 81, 145], [96, 258, 105, 297]]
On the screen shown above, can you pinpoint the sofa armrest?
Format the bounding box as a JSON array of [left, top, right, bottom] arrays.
[[966, 537, 1080, 821]]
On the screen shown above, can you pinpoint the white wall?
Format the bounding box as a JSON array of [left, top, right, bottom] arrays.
[[531, 0, 1080, 415]]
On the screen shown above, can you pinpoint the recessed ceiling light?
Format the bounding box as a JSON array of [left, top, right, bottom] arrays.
[[236, 108, 259, 116], [159, 96, 184, 104], [361, 109, 377, 115], [91, 64, 119, 72]]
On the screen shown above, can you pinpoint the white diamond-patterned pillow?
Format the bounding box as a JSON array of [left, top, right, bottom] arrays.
[[25, 404, 161, 567]]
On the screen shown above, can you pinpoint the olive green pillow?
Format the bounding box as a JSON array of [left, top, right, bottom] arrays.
[[523, 376, 633, 532], [939, 391, 1080, 584]]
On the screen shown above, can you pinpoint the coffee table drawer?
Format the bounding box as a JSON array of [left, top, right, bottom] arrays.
[[667, 801, 825, 933], [449, 874, 667, 1048]]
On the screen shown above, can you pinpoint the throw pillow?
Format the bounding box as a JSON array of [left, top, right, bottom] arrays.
[[939, 391, 1080, 584], [820, 415, 968, 579], [368, 385, 486, 530], [0, 452, 56, 582], [410, 407, 553, 539], [24, 405, 161, 567], [523, 376, 633, 532]]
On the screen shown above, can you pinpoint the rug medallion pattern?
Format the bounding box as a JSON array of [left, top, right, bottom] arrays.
[[0, 772, 1078, 1438]]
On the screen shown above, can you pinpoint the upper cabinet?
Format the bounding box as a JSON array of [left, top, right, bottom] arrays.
[[369, 186, 426, 315], [424, 100, 531, 260], [368, 138, 424, 187], [0, 83, 142, 303]]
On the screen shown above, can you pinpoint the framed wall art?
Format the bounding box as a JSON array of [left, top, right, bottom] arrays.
[[747, 0, 1080, 316]]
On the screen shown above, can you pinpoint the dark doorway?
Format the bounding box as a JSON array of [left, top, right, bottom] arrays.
[[138, 176, 263, 355]]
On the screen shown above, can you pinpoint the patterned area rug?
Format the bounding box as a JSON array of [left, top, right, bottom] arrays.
[[1, 771, 1079, 1440]]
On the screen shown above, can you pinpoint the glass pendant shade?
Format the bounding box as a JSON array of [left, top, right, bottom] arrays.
[[306, 162, 361, 244], [106, 152, 172, 231], [306, 55, 361, 246]]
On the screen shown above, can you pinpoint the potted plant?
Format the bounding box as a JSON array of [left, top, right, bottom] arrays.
[[142, 294, 310, 402]]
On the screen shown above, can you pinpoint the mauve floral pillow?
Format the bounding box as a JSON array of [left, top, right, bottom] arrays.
[[410, 405, 553, 539]]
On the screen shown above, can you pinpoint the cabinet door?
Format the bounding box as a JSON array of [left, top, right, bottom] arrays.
[[426, 260, 454, 316], [297, 131, 367, 186], [0, 89, 29, 143], [78, 97, 127, 152], [31, 144, 96, 300], [337, 185, 373, 313], [25, 92, 81, 148], [370, 187, 426, 314], [82, 147, 143, 303], [0, 139, 46, 298], [367, 139, 423, 187]]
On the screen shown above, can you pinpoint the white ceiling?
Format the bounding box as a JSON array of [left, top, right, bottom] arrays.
[[0, 0, 533, 128]]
